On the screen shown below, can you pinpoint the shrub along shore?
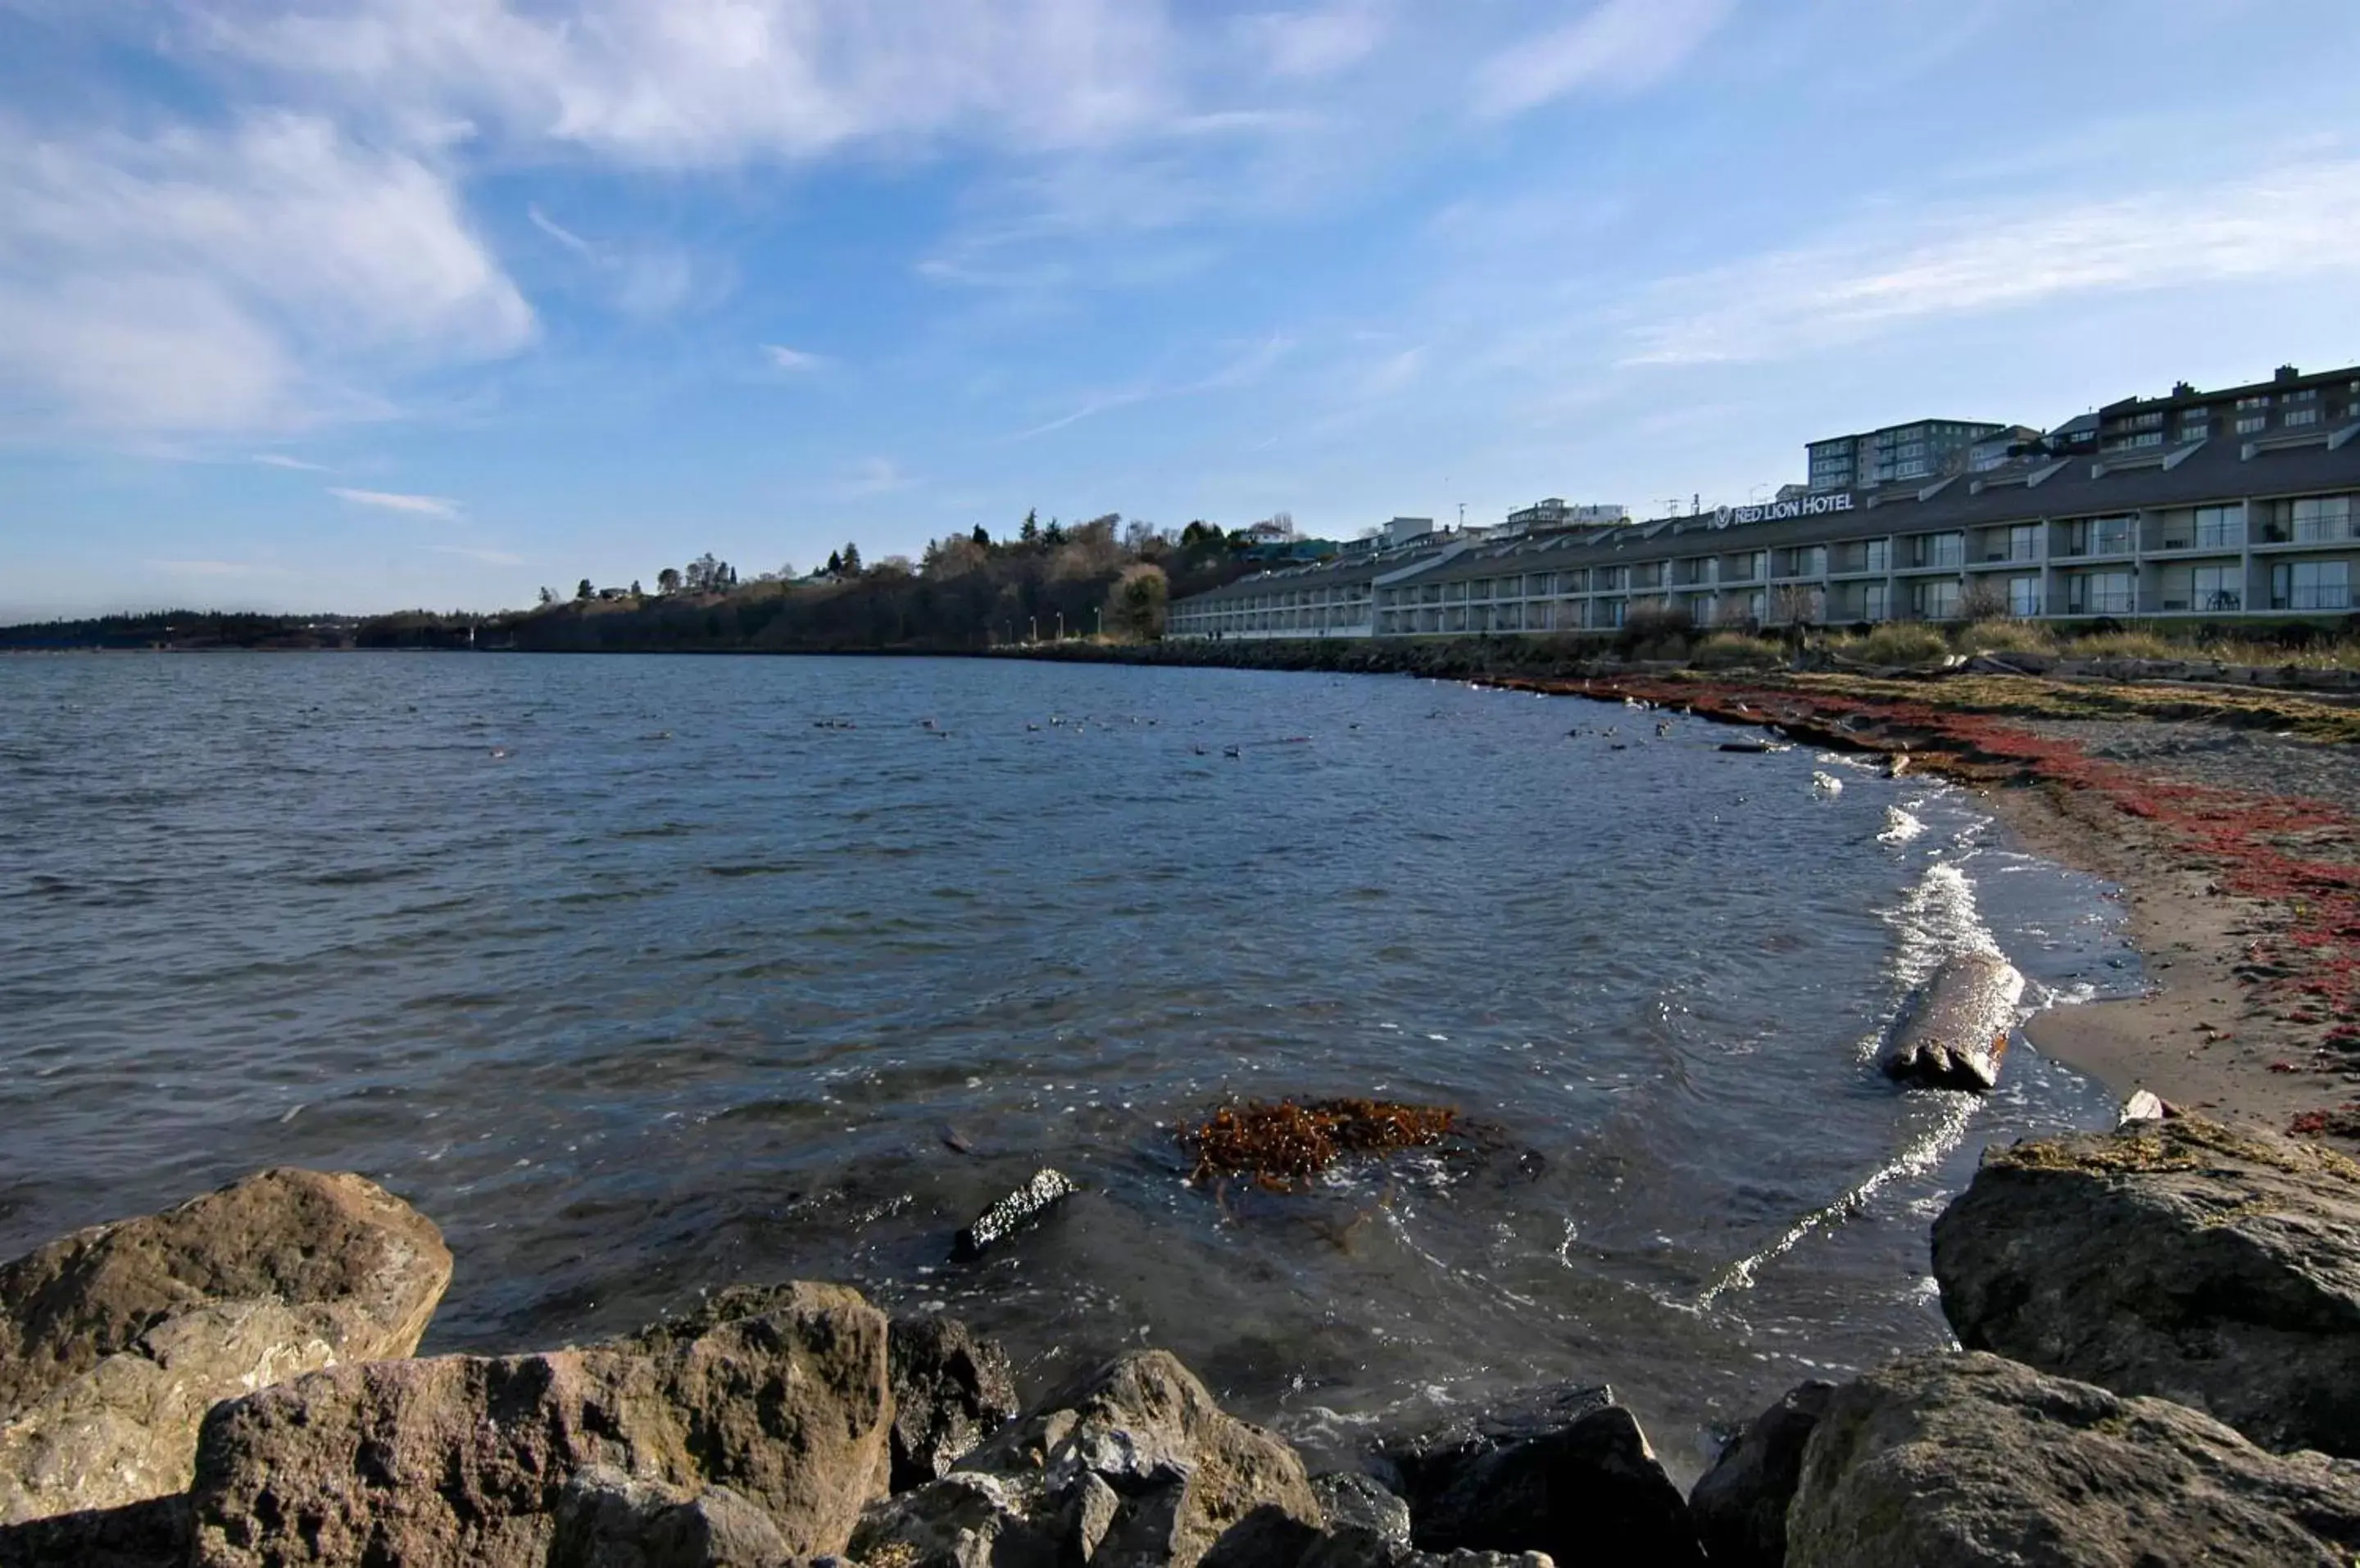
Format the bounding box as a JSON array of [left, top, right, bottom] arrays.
[[4, 1113, 2359, 1566]]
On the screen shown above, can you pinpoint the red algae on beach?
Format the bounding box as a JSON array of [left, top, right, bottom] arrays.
[[1185, 1098, 1459, 1191]]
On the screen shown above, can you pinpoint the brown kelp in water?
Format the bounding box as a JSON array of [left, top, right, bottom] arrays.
[[1184, 1099, 1464, 1191]]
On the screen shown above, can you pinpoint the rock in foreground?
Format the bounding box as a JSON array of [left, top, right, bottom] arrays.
[[1686, 1380, 1834, 1568], [1787, 1352, 2360, 1567], [188, 1280, 889, 1568], [0, 1168, 451, 1525], [1381, 1384, 1704, 1566], [888, 1315, 1019, 1491], [852, 1348, 1320, 1568], [1933, 1116, 2360, 1456]]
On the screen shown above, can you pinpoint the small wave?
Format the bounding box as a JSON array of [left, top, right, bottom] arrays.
[[1877, 807, 1927, 846], [1693, 1090, 1976, 1312]]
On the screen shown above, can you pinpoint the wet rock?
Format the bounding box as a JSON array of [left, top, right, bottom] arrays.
[[851, 1348, 1320, 1568], [188, 1279, 890, 1568], [1932, 1116, 2360, 1456], [1877, 954, 2022, 1090], [1312, 1471, 1411, 1546], [2116, 1088, 2169, 1127], [887, 1316, 1019, 1491], [1786, 1352, 2360, 1567], [0, 1167, 452, 1524], [1687, 1380, 1835, 1568], [951, 1168, 1075, 1261], [1382, 1387, 1704, 1566], [0, 1493, 192, 1568], [547, 1466, 794, 1568]]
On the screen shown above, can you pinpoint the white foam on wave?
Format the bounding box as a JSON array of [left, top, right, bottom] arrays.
[[1694, 857, 2005, 1313], [1877, 806, 1927, 845]]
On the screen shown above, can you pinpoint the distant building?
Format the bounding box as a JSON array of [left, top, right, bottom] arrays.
[[2094, 364, 2357, 455], [1808, 418, 2016, 492], [1966, 426, 2047, 474], [1502, 499, 1627, 535], [1381, 516, 1436, 550]]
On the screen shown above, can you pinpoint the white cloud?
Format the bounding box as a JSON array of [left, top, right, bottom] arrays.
[[1625, 156, 2360, 365], [763, 344, 827, 370], [425, 543, 524, 564], [251, 452, 334, 470], [1475, 0, 1732, 116], [330, 486, 461, 517], [1239, 2, 1389, 79], [0, 112, 532, 439], [1004, 333, 1293, 439], [196, 0, 1183, 166]]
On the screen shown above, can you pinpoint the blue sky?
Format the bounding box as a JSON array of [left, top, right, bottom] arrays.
[[4, 0, 2359, 618]]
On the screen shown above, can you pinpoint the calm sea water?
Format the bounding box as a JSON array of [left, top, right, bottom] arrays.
[[0, 653, 2131, 1477]]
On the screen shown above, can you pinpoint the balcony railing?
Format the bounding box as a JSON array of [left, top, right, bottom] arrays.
[[2068, 591, 2137, 614], [2274, 588, 2354, 611]]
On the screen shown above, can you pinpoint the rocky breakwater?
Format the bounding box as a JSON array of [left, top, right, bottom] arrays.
[[0, 1168, 451, 1528], [15, 1114, 2360, 1566], [1686, 1113, 2360, 1566]]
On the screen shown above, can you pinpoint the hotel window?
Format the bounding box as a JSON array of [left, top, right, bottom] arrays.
[[2272, 560, 2351, 611], [2236, 395, 2271, 410], [2193, 504, 2243, 550], [2287, 387, 2320, 402], [1858, 582, 1889, 620], [1913, 579, 1961, 620], [1913, 532, 1965, 569], [2069, 571, 2135, 615], [2008, 576, 2041, 618], [2236, 415, 2267, 435], [2191, 564, 2242, 613], [1863, 539, 1890, 573], [2180, 419, 2210, 443], [2291, 496, 2355, 543], [2008, 523, 2040, 561], [2285, 407, 2321, 428]]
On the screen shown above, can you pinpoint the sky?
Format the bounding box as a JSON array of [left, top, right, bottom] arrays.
[[4, 0, 2360, 619]]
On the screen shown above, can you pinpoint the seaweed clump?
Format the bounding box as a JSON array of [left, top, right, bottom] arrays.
[[1186, 1098, 1459, 1191]]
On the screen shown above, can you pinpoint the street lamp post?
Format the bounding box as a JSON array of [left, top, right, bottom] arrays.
[[1055, 611, 1065, 641], [1029, 616, 1037, 643]]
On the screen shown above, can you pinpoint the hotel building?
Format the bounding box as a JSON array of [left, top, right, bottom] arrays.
[[1166, 365, 2360, 641]]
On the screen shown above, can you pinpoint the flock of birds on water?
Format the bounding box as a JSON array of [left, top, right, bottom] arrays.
[[478, 682, 1878, 798]]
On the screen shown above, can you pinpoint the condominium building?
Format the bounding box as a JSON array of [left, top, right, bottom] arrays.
[[1167, 365, 2360, 641], [1807, 418, 2015, 492]]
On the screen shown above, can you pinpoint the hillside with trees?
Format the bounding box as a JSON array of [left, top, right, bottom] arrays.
[[507, 513, 1255, 654]]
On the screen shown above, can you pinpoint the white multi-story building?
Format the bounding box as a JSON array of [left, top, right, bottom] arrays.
[[1167, 366, 2360, 641]]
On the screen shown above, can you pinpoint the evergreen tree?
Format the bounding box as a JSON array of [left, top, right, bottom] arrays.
[[842, 542, 863, 573], [826, 550, 843, 573], [1019, 509, 1040, 545], [576, 578, 593, 600], [971, 524, 991, 548]]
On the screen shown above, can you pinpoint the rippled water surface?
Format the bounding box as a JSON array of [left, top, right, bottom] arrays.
[[0, 653, 2133, 1475]]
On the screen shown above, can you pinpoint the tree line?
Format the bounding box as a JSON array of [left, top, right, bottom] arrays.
[[510, 511, 1264, 654]]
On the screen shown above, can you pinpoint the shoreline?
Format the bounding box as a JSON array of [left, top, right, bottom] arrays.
[[1009, 638, 2360, 1144]]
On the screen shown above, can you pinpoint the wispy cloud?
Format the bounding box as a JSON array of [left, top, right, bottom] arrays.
[[329, 486, 461, 519], [1239, 1, 1391, 79], [527, 204, 597, 259], [1624, 156, 2360, 365], [1005, 333, 1294, 440], [425, 543, 525, 565], [1475, 0, 1732, 117], [251, 452, 333, 471], [763, 344, 828, 371], [147, 558, 284, 578], [839, 456, 914, 497], [0, 113, 532, 440], [526, 202, 713, 318]]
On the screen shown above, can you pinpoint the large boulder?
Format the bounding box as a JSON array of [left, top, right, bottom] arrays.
[[1380, 1384, 1704, 1566], [1932, 1116, 2360, 1455], [1687, 1380, 1834, 1568], [1786, 1352, 2360, 1567], [888, 1316, 1019, 1491], [546, 1466, 794, 1568], [188, 1280, 890, 1568], [851, 1348, 1321, 1568], [0, 1168, 451, 1524]]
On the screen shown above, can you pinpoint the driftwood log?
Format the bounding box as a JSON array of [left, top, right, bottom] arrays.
[[1879, 954, 2025, 1090]]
